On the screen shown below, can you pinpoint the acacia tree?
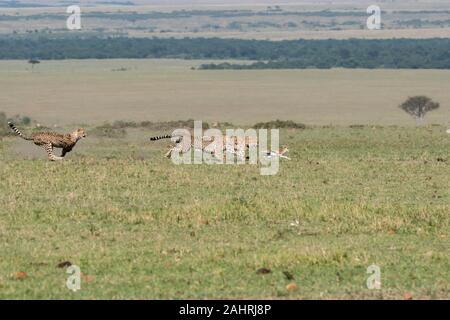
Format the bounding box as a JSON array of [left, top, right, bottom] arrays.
[[399, 96, 440, 126], [28, 58, 40, 72]]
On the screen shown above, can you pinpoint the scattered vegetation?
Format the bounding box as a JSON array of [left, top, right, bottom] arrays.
[[90, 120, 211, 138], [0, 9, 369, 22], [0, 112, 32, 137], [0, 112, 8, 137], [135, 120, 209, 131], [92, 120, 309, 136], [253, 120, 306, 129], [2, 6, 450, 40], [90, 123, 127, 138]]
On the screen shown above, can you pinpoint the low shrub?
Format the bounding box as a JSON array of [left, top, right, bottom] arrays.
[[0, 112, 8, 137], [253, 120, 306, 129], [91, 123, 127, 138], [0, 112, 34, 137]]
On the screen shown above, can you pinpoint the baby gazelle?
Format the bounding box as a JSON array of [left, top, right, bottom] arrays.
[[262, 145, 291, 160]]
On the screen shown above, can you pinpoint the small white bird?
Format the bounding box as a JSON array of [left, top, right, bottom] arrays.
[[447, 129, 450, 134]]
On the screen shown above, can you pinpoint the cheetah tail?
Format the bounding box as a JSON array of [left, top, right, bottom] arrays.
[[150, 134, 173, 141], [7, 122, 32, 140]]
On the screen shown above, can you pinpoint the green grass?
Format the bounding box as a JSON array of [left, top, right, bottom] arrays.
[[0, 125, 448, 299]]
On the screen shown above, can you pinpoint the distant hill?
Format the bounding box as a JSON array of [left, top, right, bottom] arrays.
[[2, 0, 448, 9], [0, 0, 434, 8], [0, 0, 50, 7]]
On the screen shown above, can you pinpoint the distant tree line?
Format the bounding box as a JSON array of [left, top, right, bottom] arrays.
[[1, 37, 450, 69]]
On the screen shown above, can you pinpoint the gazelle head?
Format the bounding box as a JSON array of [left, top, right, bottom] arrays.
[[280, 145, 289, 154]]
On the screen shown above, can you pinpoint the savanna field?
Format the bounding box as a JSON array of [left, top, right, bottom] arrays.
[[0, 124, 449, 299], [0, 60, 449, 299], [4, 0, 450, 306]]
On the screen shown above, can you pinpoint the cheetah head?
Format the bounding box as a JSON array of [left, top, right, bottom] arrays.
[[73, 128, 87, 141]]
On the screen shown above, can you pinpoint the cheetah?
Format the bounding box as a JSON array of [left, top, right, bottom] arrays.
[[150, 134, 218, 159], [150, 133, 258, 161], [8, 122, 86, 161]]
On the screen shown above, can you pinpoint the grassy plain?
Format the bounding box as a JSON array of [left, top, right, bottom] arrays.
[[0, 125, 449, 299], [0, 60, 450, 127], [0, 58, 449, 299]]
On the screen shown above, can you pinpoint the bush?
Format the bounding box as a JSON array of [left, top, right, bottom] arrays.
[[90, 123, 127, 138], [349, 124, 366, 129], [8, 114, 34, 126], [0, 112, 8, 137], [139, 120, 209, 131], [96, 120, 210, 132], [21, 116, 31, 125], [253, 120, 306, 129], [112, 120, 138, 129], [0, 112, 34, 137], [87, 120, 212, 138]]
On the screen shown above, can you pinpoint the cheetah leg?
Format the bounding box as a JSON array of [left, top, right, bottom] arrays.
[[165, 141, 194, 159], [44, 143, 63, 161], [165, 145, 184, 158], [61, 147, 73, 158], [225, 147, 246, 163], [236, 150, 246, 162], [201, 143, 221, 162], [233, 144, 246, 163], [200, 148, 220, 163], [165, 146, 174, 158]]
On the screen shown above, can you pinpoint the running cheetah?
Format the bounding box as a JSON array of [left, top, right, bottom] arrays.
[[8, 122, 86, 161]]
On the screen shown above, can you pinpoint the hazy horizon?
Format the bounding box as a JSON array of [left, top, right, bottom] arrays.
[[3, 0, 449, 7]]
